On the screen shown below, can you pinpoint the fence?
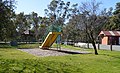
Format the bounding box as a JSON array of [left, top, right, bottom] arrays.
[[74, 42, 120, 51]]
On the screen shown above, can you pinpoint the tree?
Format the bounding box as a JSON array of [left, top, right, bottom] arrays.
[[103, 2, 120, 30], [31, 12, 42, 41], [64, 15, 82, 43], [38, 17, 49, 40], [44, 0, 71, 26], [113, 2, 120, 30], [76, 0, 109, 55], [0, 0, 16, 42], [113, 2, 120, 15], [44, 0, 74, 45], [15, 12, 31, 41]]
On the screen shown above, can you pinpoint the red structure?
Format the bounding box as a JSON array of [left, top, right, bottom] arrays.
[[99, 31, 120, 45]]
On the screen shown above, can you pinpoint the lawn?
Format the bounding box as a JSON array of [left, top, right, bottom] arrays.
[[0, 43, 40, 49], [0, 44, 120, 73]]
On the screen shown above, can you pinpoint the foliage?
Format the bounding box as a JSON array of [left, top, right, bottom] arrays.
[[64, 14, 85, 42], [103, 2, 120, 30], [15, 13, 31, 37], [113, 2, 120, 15], [31, 12, 42, 41], [0, 0, 16, 41], [65, 0, 113, 55], [44, 0, 71, 26]]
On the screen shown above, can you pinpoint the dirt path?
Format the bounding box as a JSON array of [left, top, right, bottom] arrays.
[[18, 48, 91, 57]]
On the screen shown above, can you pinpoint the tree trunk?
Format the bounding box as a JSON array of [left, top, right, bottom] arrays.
[[110, 37, 112, 51], [87, 42, 89, 49], [35, 27, 39, 42], [4, 39, 7, 44], [91, 40, 98, 55], [97, 37, 100, 50], [89, 32, 98, 55]]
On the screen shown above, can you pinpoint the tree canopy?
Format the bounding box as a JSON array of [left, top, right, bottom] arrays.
[[0, 0, 16, 41]]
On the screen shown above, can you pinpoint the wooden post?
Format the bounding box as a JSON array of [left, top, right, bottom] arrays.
[[110, 43, 112, 51], [98, 42, 100, 50], [110, 36, 112, 51], [98, 36, 100, 50], [87, 41, 89, 49], [59, 34, 61, 50], [87, 36, 89, 49]]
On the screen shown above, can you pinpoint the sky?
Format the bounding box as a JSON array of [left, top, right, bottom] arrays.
[[15, 0, 120, 17]]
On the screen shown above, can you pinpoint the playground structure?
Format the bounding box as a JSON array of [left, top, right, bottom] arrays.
[[39, 32, 61, 49], [39, 24, 62, 49]]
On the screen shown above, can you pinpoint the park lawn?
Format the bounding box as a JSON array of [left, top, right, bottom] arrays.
[[0, 44, 120, 73], [17, 43, 40, 49], [0, 43, 40, 49], [0, 48, 37, 59]]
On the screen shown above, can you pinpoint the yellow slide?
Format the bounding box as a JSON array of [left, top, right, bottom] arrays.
[[39, 32, 61, 49]]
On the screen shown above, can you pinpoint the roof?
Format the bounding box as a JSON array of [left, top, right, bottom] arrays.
[[23, 30, 29, 34], [99, 31, 120, 37]]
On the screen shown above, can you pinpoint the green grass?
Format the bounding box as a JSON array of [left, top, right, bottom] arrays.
[[0, 44, 120, 73], [0, 43, 40, 49], [0, 43, 13, 48], [17, 43, 40, 49], [0, 48, 37, 59]]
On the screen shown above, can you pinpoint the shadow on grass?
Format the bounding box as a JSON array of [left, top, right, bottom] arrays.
[[43, 48, 92, 54]]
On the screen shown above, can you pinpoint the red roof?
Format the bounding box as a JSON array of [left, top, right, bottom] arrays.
[[99, 31, 120, 37]]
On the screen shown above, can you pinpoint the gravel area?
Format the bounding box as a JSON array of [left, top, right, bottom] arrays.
[[18, 48, 91, 57]]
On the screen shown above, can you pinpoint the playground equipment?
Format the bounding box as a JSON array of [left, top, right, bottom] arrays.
[[39, 24, 62, 49], [39, 32, 61, 49]]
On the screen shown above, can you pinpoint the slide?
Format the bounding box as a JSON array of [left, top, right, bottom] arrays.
[[39, 32, 61, 49]]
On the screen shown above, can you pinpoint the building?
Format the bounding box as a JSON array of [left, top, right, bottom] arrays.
[[99, 31, 120, 45]]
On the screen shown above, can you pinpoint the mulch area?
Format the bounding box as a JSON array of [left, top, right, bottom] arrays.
[[18, 48, 91, 57]]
